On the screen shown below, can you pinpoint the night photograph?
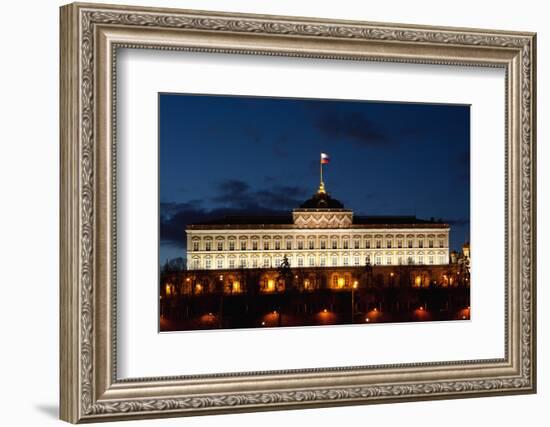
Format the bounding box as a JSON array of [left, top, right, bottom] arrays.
[[159, 93, 471, 332]]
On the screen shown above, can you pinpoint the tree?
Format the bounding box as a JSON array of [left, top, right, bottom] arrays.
[[363, 258, 373, 288], [161, 257, 186, 273], [276, 255, 294, 291]]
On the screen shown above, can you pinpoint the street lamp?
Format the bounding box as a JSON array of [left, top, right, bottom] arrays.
[[351, 280, 358, 322]]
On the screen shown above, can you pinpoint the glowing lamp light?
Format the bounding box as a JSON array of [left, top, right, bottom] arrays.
[[419, 306, 424, 311], [353, 281, 358, 289], [365, 318, 370, 322], [390, 272, 394, 277], [261, 321, 266, 326], [267, 279, 275, 292], [186, 277, 190, 282], [337, 277, 345, 288], [323, 308, 328, 313]]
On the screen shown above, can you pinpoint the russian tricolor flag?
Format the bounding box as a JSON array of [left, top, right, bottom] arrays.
[[320, 153, 330, 164]]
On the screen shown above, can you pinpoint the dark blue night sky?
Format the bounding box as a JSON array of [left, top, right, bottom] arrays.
[[159, 93, 470, 264]]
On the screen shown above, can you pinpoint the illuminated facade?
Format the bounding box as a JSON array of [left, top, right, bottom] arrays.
[[186, 185, 450, 271]]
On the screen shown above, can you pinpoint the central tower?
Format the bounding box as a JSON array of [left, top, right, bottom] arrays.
[[292, 183, 353, 229]]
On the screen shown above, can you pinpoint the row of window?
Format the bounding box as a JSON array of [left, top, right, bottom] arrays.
[[191, 254, 448, 270], [192, 238, 447, 252]]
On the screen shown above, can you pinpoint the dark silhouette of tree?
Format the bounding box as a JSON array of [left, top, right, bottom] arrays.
[[276, 255, 294, 292], [161, 257, 186, 273], [363, 258, 373, 288]]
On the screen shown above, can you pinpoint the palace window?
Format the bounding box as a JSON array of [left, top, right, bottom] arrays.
[[343, 257, 349, 266], [205, 241, 212, 251], [309, 240, 315, 250], [320, 257, 326, 266], [275, 257, 281, 266], [354, 256, 359, 265], [252, 258, 258, 268], [418, 255, 424, 264], [275, 240, 281, 250], [365, 240, 371, 249], [308, 257, 315, 267], [205, 259, 212, 269], [263, 278, 275, 292], [193, 241, 199, 251], [418, 240, 424, 248], [429, 255, 434, 264], [229, 259, 235, 269], [407, 256, 414, 265], [386, 256, 392, 265], [398, 256, 403, 265], [429, 240, 434, 248], [320, 240, 326, 250], [241, 241, 247, 251], [298, 240, 304, 250], [332, 276, 339, 288], [232, 281, 241, 293], [263, 241, 269, 251], [252, 241, 258, 250], [332, 240, 338, 249], [375, 256, 381, 265], [408, 240, 413, 248], [193, 259, 200, 269], [286, 240, 292, 250], [240, 259, 247, 268], [263, 258, 270, 268], [387, 240, 392, 248], [217, 259, 223, 269], [343, 240, 349, 249], [376, 240, 381, 249], [366, 254, 371, 264], [345, 276, 350, 287], [438, 255, 446, 264], [397, 240, 403, 248], [331, 256, 338, 266], [298, 257, 304, 267], [439, 239, 445, 248], [229, 241, 235, 251], [217, 242, 223, 251], [354, 240, 359, 249]]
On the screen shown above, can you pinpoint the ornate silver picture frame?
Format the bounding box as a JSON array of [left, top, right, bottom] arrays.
[[60, 2, 536, 423]]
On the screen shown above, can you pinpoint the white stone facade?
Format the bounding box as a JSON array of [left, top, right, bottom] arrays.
[[186, 210, 450, 270]]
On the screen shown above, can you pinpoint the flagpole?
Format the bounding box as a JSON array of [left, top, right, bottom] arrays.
[[320, 159, 323, 187]]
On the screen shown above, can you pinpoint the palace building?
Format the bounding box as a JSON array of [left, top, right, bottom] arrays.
[[186, 181, 450, 272]]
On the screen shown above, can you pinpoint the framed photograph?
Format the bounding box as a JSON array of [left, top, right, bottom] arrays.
[[60, 2, 537, 423]]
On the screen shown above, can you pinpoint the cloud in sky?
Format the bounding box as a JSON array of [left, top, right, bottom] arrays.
[[161, 179, 310, 249], [314, 109, 392, 147], [212, 179, 308, 210]]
